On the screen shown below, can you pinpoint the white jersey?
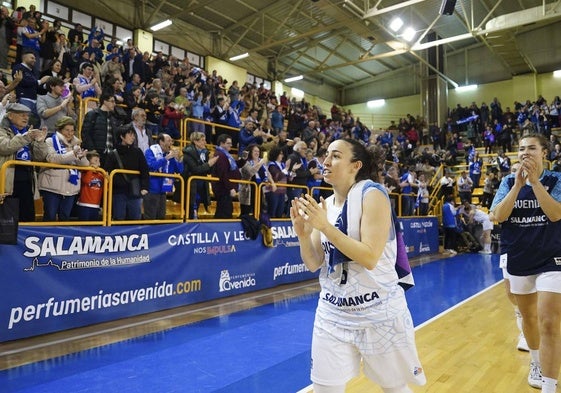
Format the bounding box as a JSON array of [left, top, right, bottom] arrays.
[[316, 190, 407, 329]]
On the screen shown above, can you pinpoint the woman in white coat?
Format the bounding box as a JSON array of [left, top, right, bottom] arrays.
[[38, 116, 89, 221]]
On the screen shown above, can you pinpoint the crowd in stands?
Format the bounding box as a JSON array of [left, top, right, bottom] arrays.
[[0, 4, 560, 225]]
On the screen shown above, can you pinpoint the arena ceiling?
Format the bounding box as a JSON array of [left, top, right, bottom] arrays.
[[54, 0, 561, 90]]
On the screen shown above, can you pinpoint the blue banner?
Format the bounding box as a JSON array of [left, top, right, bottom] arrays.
[[1, 218, 438, 342], [0, 222, 315, 342], [400, 217, 440, 258]]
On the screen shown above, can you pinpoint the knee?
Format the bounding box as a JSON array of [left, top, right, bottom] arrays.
[[539, 314, 561, 337]]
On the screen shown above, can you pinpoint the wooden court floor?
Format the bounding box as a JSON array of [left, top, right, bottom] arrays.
[[336, 283, 544, 393]]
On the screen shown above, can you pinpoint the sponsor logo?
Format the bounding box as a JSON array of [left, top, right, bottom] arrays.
[[24, 234, 149, 257], [273, 262, 310, 280], [322, 291, 380, 308], [192, 245, 237, 255], [219, 270, 256, 292], [22, 235, 151, 272], [419, 242, 431, 252], [168, 232, 220, 246], [271, 226, 300, 247]]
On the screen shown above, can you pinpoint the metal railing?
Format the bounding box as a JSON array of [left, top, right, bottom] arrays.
[[106, 169, 185, 226], [0, 160, 108, 226]]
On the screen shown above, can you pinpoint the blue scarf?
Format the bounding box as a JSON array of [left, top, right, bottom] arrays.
[[328, 199, 349, 275], [248, 160, 267, 183], [149, 144, 173, 192], [10, 125, 31, 161], [216, 146, 238, 171], [52, 133, 80, 185]]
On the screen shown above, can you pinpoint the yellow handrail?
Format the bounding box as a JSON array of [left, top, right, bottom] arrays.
[[106, 169, 184, 226], [184, 175, 263, 221], [0, 160, 108, 225]]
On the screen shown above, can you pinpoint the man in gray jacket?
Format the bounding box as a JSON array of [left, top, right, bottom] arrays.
[[36, 77, 75, 134], [0, 103, 49, 221]]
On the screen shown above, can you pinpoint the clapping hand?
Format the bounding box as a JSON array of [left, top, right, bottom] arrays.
[[27, 128, 47, 142]]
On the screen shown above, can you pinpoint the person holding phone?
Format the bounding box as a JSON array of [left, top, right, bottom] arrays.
[[37, 76, 75, 135]]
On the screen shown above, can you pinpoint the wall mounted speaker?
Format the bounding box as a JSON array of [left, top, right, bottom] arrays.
[[439, 0, 457, 15]]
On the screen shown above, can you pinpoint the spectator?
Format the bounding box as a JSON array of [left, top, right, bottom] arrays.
[[143, 133, 183, 220], [67, 23, 84, 48], [442, 194, 458, 254], [123, 86, 144, 116], [39, 20, 57, 73], [266, 146, 289, 218], [481, 171, 499, 208], [37, 77, 74, 134], [39, 60, 67, 94], [416, 173, 430, 216], [211, 133, 243, 219], [270, 105, 284, 133], [20, 16, 46, 77], [0, 6, 15, 70], [287, 140, 317, 203], [122, 107, 155, 154], [307, 147, 329, 201], [227, 80, 240, 103], [384, 165, 401, 211], [182, 131, 218, 219], [12, 50, 50, 128], [85, 38, 103, 66], [497, 150, 511, 177], [141, 91, 163, 126], [482, 124, 495, 154], [238, 120, 264, 154], [0, 103, 49, 221], [399, 165, 416, 216], [103, 127, 150, 220], [239, 144, 275, 216], [161, 101, 184, 139], [73, 62, 101, 99], [457, 170, 474, 203], [301, 120, 317, 145], [125, 73, 144, 94], [189, 90, 205, 134], [211, 96, 230, 136], [81, 93, 120, 166], [468, 151, 484, 189], [38, 116, 88, 221], [438, 169, 455, 200], [76, 150, 104, 221]]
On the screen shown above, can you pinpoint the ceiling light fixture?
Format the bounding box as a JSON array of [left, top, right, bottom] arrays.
[[367, 99, 385, 108], [150, 19, 173, 31], [554, 70, 561, 78], [389, 17, 404, 32], [456, 84, 478, 92], [284, 75, 304, 83], [229, 53, 249, 61], [402, 27, 416, 42]]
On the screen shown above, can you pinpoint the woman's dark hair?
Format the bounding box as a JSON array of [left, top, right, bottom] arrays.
[[337, 139, 376, 182], [245, 143, 260, 155], [268, 146, 283, 162]]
